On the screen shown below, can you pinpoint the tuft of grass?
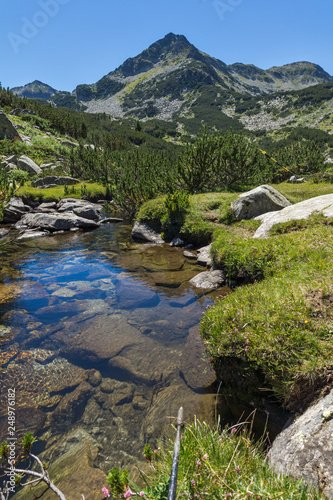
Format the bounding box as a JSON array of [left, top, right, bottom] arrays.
[[141, 419, 322, 499]]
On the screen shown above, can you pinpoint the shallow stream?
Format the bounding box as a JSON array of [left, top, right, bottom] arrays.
[[0, 219, 222, 485]]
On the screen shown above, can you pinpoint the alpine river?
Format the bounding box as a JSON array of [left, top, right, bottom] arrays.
[[0, 218, 222, 496]]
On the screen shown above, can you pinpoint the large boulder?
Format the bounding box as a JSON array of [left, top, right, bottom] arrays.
[[132, 221, 164, 244], [57, 198, 101, 213], [17, 155, 42, 175], [32, 176, 80, 188], [0, 111, 22, 141], [254, 193, 333, 238], [268, 389, 333, 498], [73, 205, 99, 221], [231, 185, 291, 221], [2, 197, 31, 223], [16, 212, 100, 232]]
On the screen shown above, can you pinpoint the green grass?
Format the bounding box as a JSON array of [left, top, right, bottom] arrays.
[[16, 182, 107, 203], [202, 222, 333, 411], [271, 181, 333, 204], [138, 419, 322, 499]]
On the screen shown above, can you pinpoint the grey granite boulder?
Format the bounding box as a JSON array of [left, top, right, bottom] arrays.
[[16, 212, 100, 232], [132, 221, 164, 244], [254, 193, 333, 238], [57, 198, 101, 213], [268, 389, 333, 498], [0, 111, 22, 141], [2, 197, 31, 223], [231, 185, 291, 221], [32, 176, 79, 188], [17, 155, 42, 175], [197, 244, 212, 267], [73, 205, 99, 221], [60, 140, 79, 148], [190, 269, 226, 289]]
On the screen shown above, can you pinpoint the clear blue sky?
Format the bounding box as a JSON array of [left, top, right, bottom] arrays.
[[1, 0, 333, 91]]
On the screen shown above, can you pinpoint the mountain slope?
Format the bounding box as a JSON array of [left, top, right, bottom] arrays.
[[10, 33, 333, 128], [11, 80, 58, 100]]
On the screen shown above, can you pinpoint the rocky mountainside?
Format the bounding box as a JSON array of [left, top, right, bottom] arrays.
[[10, 33, 333, 129], [11, 80, 58, 100]]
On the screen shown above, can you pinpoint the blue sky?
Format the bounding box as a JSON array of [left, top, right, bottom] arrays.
[[1, 0, 333, 91]]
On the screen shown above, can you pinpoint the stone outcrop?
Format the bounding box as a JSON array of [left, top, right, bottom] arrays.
[[60, 139, 79, 148], [0, 110, 22, 141], [231, 184, 291, 221], [196, 244, 212, 267], [254, 193, 333, 238], [32, 176, 80, 188], [16, 212, 100, 232], [10, 108, 37, 116], [268, 389, 333, 498], [17, 155, 42, 175], [2, 197, 31, 223], [132, 221, 164, 244], [57, 198, 101, 213], [190, 269, 226, 289]]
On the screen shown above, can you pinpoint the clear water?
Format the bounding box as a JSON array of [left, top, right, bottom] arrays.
[[0, 221, 221, 479]]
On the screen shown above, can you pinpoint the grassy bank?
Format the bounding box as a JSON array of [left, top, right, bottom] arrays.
[[121, 419, 322, 499], [16, 181, 107, 203], [138, 183, 333, 412]]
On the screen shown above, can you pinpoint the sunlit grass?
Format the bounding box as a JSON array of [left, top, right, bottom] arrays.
[[142, 419, 322, 499]]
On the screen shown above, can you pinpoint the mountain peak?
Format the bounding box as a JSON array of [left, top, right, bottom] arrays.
[[114, 33, 198, 78], [11, 80, 57, 99]]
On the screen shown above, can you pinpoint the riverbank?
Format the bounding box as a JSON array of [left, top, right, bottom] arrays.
[[136, 181, 333, 414]]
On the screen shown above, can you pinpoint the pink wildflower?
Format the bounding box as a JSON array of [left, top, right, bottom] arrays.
[[231, 427, 236, 434], [139, 492, 145, 497], [102, 488, 110, 498], [124, 490, 132, 498], [154, 449, 158, 454], [246, 339, 250, 344], [234, 328, 238, 333], [232, 318, 236, 322], [203, 453, 209, 460], [196, 459, 201, 467], [235, 466, 240, 472], [191, 480, 196, 486]]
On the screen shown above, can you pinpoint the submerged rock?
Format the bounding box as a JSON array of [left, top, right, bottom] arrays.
[[180, 325, 216, 391], [190, 269, 226, 289]]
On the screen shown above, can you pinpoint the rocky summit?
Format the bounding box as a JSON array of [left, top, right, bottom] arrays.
[[11, 33, 333, 125]]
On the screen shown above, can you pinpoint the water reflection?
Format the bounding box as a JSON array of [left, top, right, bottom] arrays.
[[0, 222, 221, 491]]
